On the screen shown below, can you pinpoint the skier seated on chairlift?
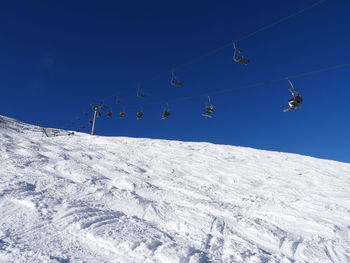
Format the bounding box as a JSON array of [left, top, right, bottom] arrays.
[[205, 105, 215, 115], [233, 42, 249, 65], [236, 56, 249, 65], [171, 78, 182, 87], [162, 110, 170, 119], [137, 88, 145, 98], [288, 91, 303, 110], [136, 112, 144, 120], [119, 112, 126, 118], [170, 71, 183, 87], [137, 92, 145, 98]]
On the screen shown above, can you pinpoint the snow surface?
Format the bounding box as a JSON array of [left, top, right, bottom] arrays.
[[0, 115, 349, 263]]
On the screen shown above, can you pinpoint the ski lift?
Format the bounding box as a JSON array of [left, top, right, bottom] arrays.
[[116, 96, 123, 104], [136, 107, 144, 120], [170, 70, 183, 87], [137, 87, 145, 98], [136, 110, 144, 120], [88, 120, 93, 124], [202, 96, 215, 118], [107, 111, 113, 117], [161, 103, 171, 119], [233, 41, 249, 65], [119, 111, 126, 118], [283, 79, 304, 112], [97, 112, 102, 117], [119, 107, 126, 118]]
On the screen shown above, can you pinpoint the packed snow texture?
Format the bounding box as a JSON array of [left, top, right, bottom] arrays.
[[0, 115, 349, 263]]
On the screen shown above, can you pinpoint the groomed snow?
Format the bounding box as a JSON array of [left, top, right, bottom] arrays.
[[0, 115, 349, 263]]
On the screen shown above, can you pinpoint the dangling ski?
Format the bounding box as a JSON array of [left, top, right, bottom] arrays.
[[283, 107, 299, 112], [202, 114, 213, 118]]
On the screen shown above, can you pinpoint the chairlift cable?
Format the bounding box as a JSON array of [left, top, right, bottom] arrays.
[[126, 63, 350, 108], [100, 0, 327, 102], [168, 0, 328, 72], [102, 63, 350, 110], [235, 0, 327, 43], [63, 0, 329, 129], [65, 62, 350, 130], [62, 62, 349, 133]]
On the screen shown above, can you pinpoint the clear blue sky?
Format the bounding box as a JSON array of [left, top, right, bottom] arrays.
[[1, 0, 349, 162]]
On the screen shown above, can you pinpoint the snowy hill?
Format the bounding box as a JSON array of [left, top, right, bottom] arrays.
[[0, 115, 349, 263]]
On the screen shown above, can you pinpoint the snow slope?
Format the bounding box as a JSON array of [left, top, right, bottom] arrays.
[[0, 115, 349, 263]]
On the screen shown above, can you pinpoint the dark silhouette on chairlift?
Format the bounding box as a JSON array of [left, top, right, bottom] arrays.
[[170, 70, 183, 87], [137, 87, 145, 98], [162, 110, 171, 119], [205, 105, 215, 115], [203, 96, 215, 117], [136, 111, 144, 120], [288, 92, 303, 108], [284, 80, 304, 112], [119, 111, 126, 118], [161, 103, 171, 119], [233, 41, 249, 66], [107, 111, 113, 117], [97, 112, 102, 117], [88, 120, 93, 124]]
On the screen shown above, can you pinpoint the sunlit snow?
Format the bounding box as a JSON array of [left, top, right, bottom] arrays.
[[0, 115, 349, 263]]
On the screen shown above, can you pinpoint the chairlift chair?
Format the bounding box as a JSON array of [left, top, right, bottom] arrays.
[[235, 56, 250, 66], [284, 80, 304, 112], [288, 92, 303, 108], [233, 41, 249, 65], [119, 107, 126, 118], [119, 112, 126, 118], [136, 111, 144, 120], [161, 103, 171, 119], [202, 96, 215, 117], [205, 105, 215, 115], [137, 87, 145, 98], [107, 111, 113, 117], [162, 111, 171, 119], [170, 70, 183, 87]]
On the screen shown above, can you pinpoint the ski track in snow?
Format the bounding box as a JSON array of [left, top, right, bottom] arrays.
[[0, 115, 350, 263]]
